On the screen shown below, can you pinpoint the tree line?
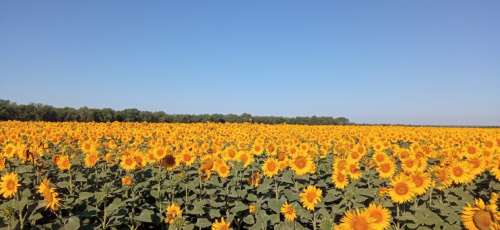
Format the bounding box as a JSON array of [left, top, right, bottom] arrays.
[[0, 99, 350, 125]]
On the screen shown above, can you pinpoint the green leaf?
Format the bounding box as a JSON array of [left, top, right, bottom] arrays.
[[63, 216, 81, 230], [243, 214, 255, 225], [231, 201, 248, 213], [189, 203, 205, 215], [134, 209, 155, 223], [247, 193, 258, 201], [77, 192, 95, 201], [209, 209, 221, 219], [195, 218, 212, 228], [267, 214, 280, 225], [29, 213, 43, 222], [283, 189, 300, 202]]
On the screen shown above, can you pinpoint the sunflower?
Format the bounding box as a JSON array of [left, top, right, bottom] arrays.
[[410, 172, 431, 195], [57, 155, 71, 170], [122, 176, 133, 186], [340, 208, 376, 230], [247, 171, 262, 188], [180, 150, 196, 166], [290, 153, 313, 176], [236, 150, 253, 168], [281, 202, 297, 222], [468, 156, 486, 176], [164, 216, 175, 224], [401, 157, 418, 173], [249, 205, 256, 213], [262, 158, 279, 178], [373, 151, 388, 165], [120, 155, 136, 171], [252, 143, 264, 155], [347, 162, 363, 180], [489, 158, 500, 182], [166, 203, 182, 218], [0, 172, 21, 199], [462, 198, 500, 230], [366, 203, 391, 230], [153, 147, 167, 160], [431, 166, 453, 190], [450, 161, 474, 185], [37, 178, 61, 211], [2, 143, 17, 158], [161, 153, 180, 170], [211, 217, 230, 230], [215, 162, 230, 178], [0, 157, 5, 171], [84, 152, 99, 168], [388, 175, 416, 204], [376, 159, 396, 179], [133, 151, 147, 168], [299, 185, 322, 211], [333, 157, 349, 173], [332, 171, 349, 190]]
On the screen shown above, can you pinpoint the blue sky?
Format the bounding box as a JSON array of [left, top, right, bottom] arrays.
[[1, 1, 499, 126]]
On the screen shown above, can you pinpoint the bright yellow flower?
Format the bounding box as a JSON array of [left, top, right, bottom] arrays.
[[0, 172, 21, 199], [299, 185, 322, 211]]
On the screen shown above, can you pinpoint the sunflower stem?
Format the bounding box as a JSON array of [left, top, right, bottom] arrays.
[[396, 203, 400, 230], [274, 177, 281, 229], [312, 210, 317, 230], [158, 165, 164, 230]]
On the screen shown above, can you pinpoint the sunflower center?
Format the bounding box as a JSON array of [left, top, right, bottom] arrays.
[[165, 155, 176, 167], [395, 183, 409, 195], [295, 157, 307, 169], [453, 167, 463, 177], [228, 150, 236, 158], [220, 166, 228, 174], [473, 210, 493, 230], [267, 161, 277, 172], [183, 154, 191, 162], [370, 210, 383, 223], [43, 190, 53, 202], [352, 217, 369, 230], [405, 160, 414, 168], [485, 141, 493, 148], [376, 154, 385, 162], [337, 173, 345, 182], [306, 191, 317, 203], [380, 164, 391, 173], [7, 180, 16, 190], [468, 147, 477, 154], [413, 176, 424, 187], [125, 158, 134, 166], [351, 152, 359, 159]]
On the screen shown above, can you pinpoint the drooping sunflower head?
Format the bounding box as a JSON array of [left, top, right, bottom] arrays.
[[461, 198, 500, 230]]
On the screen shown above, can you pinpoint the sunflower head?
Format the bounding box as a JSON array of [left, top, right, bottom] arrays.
[[0, 172, 21, 199]]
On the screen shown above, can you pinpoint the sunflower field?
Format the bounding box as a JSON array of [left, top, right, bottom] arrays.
[[0, 121, 500, 230]]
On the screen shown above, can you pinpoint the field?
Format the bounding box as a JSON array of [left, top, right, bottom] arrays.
[[0, 121, 499, 230]]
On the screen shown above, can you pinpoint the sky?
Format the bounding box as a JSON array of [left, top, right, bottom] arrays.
[[1, 1, 499, 126]]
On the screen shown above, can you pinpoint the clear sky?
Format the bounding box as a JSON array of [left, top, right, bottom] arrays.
[[1, 1, 499, 126]]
